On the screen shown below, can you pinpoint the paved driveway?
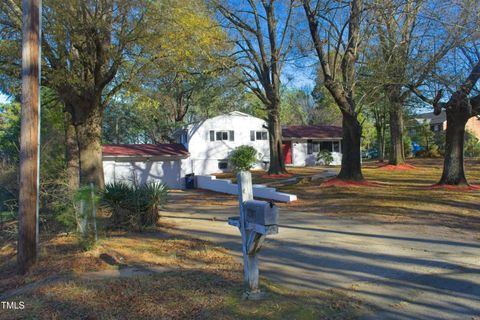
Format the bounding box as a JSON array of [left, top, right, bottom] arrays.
[[162, 190, 480, 320]]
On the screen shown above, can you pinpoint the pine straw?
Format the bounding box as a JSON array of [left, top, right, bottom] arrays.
[[377, 163, 416, 170]]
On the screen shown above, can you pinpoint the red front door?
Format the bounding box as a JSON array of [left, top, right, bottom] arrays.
[[282, 141, 292, 164]]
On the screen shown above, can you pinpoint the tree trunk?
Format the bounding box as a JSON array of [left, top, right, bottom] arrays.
[[439, 110, 469, 185], [376, 125, 385, 162], [267, 107, 286, 174], [389, 101, 405, 165], [74, 108, 105, 189], [338, 113, 363, 180], [65, 112, 79, 192], [18, 0, 41, 275]]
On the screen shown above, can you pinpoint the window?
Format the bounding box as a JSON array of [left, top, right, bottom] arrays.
[[308, 140, 336, 154], [211, 130, 234, 141], [333, 141, 340, 152], [251, 130, 268, 141], [218, 161, 228, 170], [320, 141, 333, 151], [256, 131, 268, 140]]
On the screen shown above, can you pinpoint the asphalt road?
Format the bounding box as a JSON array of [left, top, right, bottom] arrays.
[[162, 190, 480, 320]]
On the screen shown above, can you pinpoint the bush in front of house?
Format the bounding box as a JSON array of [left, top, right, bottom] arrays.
[[317, 150, 334, 166], [465, 133, 480, 158], [102, 181, 168, 230], [229, 145, 258, 171]]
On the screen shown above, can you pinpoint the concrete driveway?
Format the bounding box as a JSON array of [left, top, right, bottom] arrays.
[[162, 190, 480, 320]]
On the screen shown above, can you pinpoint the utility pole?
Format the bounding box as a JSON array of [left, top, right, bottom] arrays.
[[18, 0, 41, 275]]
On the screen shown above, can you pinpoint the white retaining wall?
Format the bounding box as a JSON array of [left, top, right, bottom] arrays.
[[196, 175, 297, 203]]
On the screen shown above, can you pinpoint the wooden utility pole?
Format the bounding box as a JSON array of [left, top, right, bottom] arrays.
[[18, 0, 41, 275]]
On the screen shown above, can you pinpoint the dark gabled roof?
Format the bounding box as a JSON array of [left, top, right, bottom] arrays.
[[415, 111, 446, 124], [282, 125, 342, 139], [102, 143, 189, 157]]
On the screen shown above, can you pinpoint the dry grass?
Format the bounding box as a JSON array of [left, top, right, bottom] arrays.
[[279, 158, 480, 229], [0, 229, 367, 320], [0, 272, 366, 320]]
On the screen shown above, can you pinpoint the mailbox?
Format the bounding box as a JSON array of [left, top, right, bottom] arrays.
[[244, 200, 278, 226]]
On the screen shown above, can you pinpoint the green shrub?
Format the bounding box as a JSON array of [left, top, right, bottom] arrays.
[[229, 145, 258, 172], [415, 144, 441, 158], [102, 182, 131, 226], [73, 185, 100, 250], [101, 181, 168, 230], [465, 135, 480, 158], [317, 150, 334, 165]]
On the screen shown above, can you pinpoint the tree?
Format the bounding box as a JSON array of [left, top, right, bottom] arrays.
[[430, 60, 480, 185], [302, 0, 364, 180], [0, 0, 157, 189], [371, 0, 466, 165], [17, 0, 40, 275], [216, 0, 295, 174], [409, 1, 480, 185]]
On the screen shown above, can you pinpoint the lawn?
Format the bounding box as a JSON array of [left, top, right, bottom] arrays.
[[279, 158, 480, 230], [2, 158, 479, 319], [0, 230, 366, 320]]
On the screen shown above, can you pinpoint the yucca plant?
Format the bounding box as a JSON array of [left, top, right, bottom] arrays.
[[139, 182, 168, 226], [101, 182, 131, 227]]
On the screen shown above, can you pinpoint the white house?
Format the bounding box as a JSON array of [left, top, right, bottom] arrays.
[[103, 111, 342, 188]]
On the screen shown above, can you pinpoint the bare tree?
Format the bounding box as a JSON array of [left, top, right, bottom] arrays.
[[371, 0, 465, 165], [216, 0, 295, 174], [414, 51, 480, 185], [302, 0, 364, 180]]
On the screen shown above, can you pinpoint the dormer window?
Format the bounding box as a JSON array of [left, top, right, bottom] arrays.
[[209, 130, 234, 141]]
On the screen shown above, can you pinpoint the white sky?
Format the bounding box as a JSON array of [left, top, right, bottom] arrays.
[[0, 93, 9, 104]]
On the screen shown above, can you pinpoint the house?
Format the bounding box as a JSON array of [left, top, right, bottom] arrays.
[[103, 111, 343, 188], [282, 125, 343, 166], [414, 110, 480, 139]]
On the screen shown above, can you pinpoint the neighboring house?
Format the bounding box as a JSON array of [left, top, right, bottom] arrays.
[[103, 111, 343, 188], [414, 111, 480, 139], [282, 125, 343, 166]]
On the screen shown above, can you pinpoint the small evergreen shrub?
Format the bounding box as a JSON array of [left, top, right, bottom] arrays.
[[101, 181, 168, 230], [465, 135, 480, 158], [229, 145, 258, 172], [317, 150, 334, 166]]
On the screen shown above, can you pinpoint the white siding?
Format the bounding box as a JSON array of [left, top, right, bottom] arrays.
[[187, 112, 270, 175], [291, 140, 342, 166], [103, 158, 191, 189]]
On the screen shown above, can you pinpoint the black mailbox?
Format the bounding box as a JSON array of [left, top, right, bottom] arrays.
[[244, 200, 278, 226]]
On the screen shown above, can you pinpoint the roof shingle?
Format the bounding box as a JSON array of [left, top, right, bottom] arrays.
[[102, 143, 189, 157], [282, 125, 342, 139]]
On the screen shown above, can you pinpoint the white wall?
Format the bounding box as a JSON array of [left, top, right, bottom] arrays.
[[103, 157, 191, 189], [291, 140, 342, 166], [196, 175, 297, 203], [186, 112, 271, 175]]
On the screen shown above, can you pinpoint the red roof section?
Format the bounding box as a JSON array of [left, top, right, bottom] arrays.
[[102, 143, 189, 157], [282, 125, 342, 139]]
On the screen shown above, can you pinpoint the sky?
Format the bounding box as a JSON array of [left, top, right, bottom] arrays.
[[0, 93, 9, 104]]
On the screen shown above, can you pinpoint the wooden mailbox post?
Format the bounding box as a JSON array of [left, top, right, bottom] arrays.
[[228, 171, 279, 299]]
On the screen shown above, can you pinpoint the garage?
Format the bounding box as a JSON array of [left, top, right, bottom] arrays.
[[102, 144, 191, 189]]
